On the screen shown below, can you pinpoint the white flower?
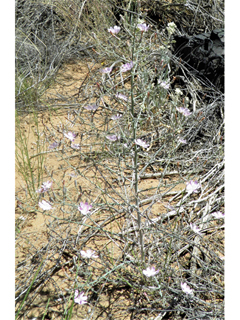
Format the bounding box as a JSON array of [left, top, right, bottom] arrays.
[[143, 266, 159, 277], [74, 290, 88, 305], [80, 249, 98, 259], [115, 93, 128, 101], [38, 200, 53, 211], [175, 88, 183, 95], [212, 211, 225, 219], [186, 180, 201, 194], [167, 22, 177, 36], [158, 80, 170, 90], [42, 181, 52, 190], [181, 282, 193, 295]]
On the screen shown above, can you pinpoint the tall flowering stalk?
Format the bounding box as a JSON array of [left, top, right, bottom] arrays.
[[128, 19, 150, 263], [129, 22, 145, 262]]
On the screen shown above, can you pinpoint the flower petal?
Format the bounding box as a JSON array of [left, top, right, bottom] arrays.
[[108, 26, 121, 34], [39, 200, 52, 210], [137, 23, 149, 32], [120, 61, 133, 73]]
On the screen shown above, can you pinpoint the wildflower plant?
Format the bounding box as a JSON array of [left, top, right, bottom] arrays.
[[15, 1, 224, 319]]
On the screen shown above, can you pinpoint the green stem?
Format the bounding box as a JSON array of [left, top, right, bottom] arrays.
[[15, 259, 44, 319], [42, 298, 50, 320]]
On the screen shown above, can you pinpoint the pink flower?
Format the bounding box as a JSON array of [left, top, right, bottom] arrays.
[[38, 200, 53, 211], [135, 139, 150, 149], [137, 23, 149, 32], [78, 202, 92, 215], [80, 249, 98, 259], [190, 223, 202, 236], [100, 67, 113, 74], [120, 61, 133, 73], [111, 114, 123, 120], [36, 181, 52, 193], [68, 172, 78, 178], [108, 26, 121, 35], [176, 107, 191, 117], [106, 134, 120, 141], [84, 104, 98, 111], [115, 93, 128, 101], [49, 141, 60, 149], [181, 282, 193, 295], [143, 266, 159, 277], [186, 180, 201, 194], [64, 131, 77, 142], [71, 143, 80, 150], [179, 138, 187, 144], [74, 290, 87, 305]]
